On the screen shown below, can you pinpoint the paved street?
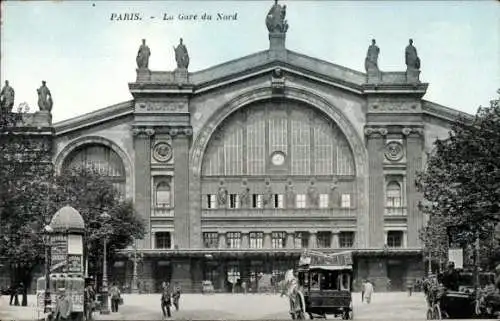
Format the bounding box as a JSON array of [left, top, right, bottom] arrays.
[[1, 292, 430, 320]]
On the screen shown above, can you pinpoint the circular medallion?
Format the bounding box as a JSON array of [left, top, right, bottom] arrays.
[[270, 151, 286, 166], [384, 142, 404, 162], [153, 142, 173, 162]]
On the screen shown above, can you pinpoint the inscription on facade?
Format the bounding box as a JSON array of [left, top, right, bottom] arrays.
[[136, 101, 187, 113]]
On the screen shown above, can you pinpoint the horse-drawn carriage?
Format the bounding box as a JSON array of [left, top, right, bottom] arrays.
[[285, 250, 354, 320]]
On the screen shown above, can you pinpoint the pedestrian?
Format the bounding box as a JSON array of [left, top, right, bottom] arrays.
[[160, 281, 172, 319], [84, 278, 96, 321], [54, 288, 73, 321], [9, 283, 17, 306], [364, 280, 374, 304], [361, 280, 366, 303], [242, 280, 247, 294], [109, 283, 121, 313], [407, 278, 413, 296], [172, 283, 181, 311]]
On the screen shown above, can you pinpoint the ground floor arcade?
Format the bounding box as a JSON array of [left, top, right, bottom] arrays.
[[111, 249, 424, 293]]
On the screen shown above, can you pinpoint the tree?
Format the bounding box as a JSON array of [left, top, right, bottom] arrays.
[[0, 125, 145, 301], [417, 90, 500, 271]]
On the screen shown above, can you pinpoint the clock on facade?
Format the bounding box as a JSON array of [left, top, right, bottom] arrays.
[[270, 151, 286, 166]]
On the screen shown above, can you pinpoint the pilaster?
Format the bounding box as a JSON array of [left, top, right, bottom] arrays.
[[241, 232, 250, 249], [171, 127, 192, 248], [331, 231, 339, 249], [286, 232, 295, 249], [364, 126, 387, 247], [263, 233, 272, 249], [218, 233, 227, 249], [403, 127, 424, 247], [309, 231, 317, 249], [132, 127, 154, 249]]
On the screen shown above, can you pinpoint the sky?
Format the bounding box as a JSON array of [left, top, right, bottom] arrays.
[[1, 0, 499, 123]]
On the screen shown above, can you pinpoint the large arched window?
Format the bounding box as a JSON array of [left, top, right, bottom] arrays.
[[62, 144, 126, 197], [201, 102, 355, 177]]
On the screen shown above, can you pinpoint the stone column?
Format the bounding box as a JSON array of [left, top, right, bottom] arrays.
[[241, 232, 250, 249], [309, 231, 317, 249], [404, 128, 424, 247], [172, 128, 191, 248], [263, 233, 272, 249], [365, 127, 387, 247], [286, 232, 295, 249], [331, 231, 339, 249], [218, 232, 227, 249], [132, 127, 154, 249]]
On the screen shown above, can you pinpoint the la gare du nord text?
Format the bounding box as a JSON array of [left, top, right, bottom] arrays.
[[110, 12, 238, 21]]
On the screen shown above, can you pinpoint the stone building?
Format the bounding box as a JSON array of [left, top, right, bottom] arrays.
[[47, 3, 465, 292]]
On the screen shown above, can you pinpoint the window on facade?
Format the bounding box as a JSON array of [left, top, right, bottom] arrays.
[[317, 232, 331, 248], [387, 231, 404, 248], [291, 119, 311, 175], [339, 232, 355, 248], [273, 194, 284, 208], [386, 181, 402, 208], [249, 232, 264, 249], [155, 232, 171, 249], [246, 111, 266, 175], [203, 232, 219, 248], [272, 232, 287, 249], [252, 194, 263, 208], [294, 232, 309, 248], [229, 194, 240, 209], [319, 194, 329, 208], [227, 263, 240, 284], [296, 194, 306, 208], [227, 232, 241, 249], [207, 195, 217, 209], [156, 181, 171, 207], [341, 194, 351, 208]]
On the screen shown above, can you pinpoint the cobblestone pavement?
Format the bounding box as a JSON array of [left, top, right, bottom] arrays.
[[2, 292, 430, 320]]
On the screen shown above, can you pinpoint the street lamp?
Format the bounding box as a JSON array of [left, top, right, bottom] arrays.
[[100, 212, 111, 315], [43, 224, 53, 315], [129, 240, 143, 294]]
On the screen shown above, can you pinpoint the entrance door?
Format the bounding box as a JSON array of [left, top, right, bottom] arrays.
[[154, 261, 172, 292], [387, 261, 404, 291]]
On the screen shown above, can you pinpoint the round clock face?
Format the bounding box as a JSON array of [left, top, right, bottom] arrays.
[[271, 152, 286, 166]]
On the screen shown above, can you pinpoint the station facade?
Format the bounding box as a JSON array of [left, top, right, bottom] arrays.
[[49, 3, 462, 292]]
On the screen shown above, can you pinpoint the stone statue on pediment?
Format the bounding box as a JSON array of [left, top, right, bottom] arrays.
[[37, 81, 53, 112], [329, 178, 340, 208], [405, 39, 421, 70], [285, 181, 295, 208], [266, 0, 288, 33], [136, 39, 151, 69], [365, 39, 380, 72], [240, 185, 251, 208], [0, 80, 15, 113], [263, 180, 273, 208], [174, 38, 190, 69]]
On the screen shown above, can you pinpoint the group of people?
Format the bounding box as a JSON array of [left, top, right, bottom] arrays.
[[160, 281, 182, 319], [5, 282, 25, 306]]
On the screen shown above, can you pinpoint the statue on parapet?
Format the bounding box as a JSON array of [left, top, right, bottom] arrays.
[[0, 80, 15, 113], [405, 39, 421, 70], [174, 38, 190, 69], [266, 0, 288, 33], [365, 39, 380, 72], [136, 39, 151, 69], [37, 81, 53, 112]]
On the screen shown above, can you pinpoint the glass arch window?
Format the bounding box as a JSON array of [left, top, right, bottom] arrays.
[[62, 144, 126, 197], [201, 102, 355, 177]]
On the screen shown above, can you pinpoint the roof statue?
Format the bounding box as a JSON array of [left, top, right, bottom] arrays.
[[405, 38, 421, 70], [37, 80, 53, 113], [136, 39, 151, 69], [365, 39, 380, 72], [174, 38, 190, 69], [266, 0, 288, 33], [0, 80, 15, 113]]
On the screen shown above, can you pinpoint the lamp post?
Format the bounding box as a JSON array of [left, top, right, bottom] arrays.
[[100, 212, 111, 315], [43, 224, 53, 315], [130, 240, 143, 294]]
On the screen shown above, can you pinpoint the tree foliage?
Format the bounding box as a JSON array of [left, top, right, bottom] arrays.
[[0, 127, 145, 294], [417, 90, 500, 269]]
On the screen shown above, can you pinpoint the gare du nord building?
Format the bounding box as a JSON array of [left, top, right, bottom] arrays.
[[48, 4, 460, 293]]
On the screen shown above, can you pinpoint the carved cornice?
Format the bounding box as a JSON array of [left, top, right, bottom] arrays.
[[152, 126, 193, 137], [364, 126, 388, 137], [131, 127, 155, 137], [401, 127, 424, 137]]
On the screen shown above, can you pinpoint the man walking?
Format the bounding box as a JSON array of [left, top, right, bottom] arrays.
[[160, 281, 172, 319], [109, 283, 121, 313], [172, 283, 181, 311], [364, 280, 374, 304]]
